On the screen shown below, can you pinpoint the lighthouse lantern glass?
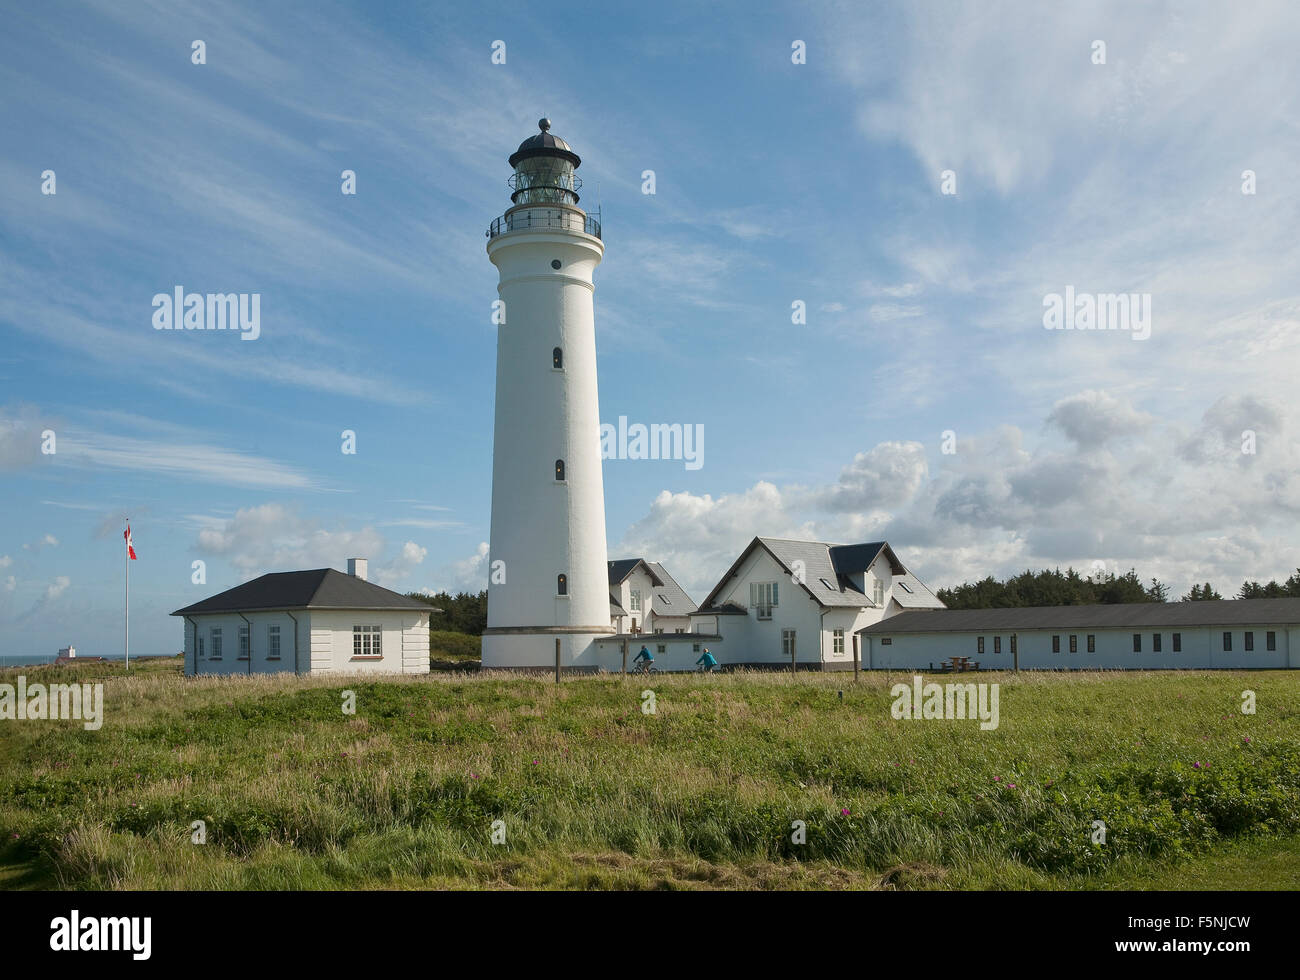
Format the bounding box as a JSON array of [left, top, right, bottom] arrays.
[[510, 157, 580, 206]]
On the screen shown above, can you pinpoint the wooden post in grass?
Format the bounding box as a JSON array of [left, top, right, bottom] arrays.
[[621, 638, 628, 675], [555, 638, 561, 684], [853, 635, 860, 683], [1012, 633, 1018, 672]]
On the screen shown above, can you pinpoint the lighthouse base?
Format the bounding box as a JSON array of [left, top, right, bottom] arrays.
[[481, 629, 614, 670]]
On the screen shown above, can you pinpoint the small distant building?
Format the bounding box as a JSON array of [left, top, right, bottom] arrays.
[[171, 558, 433, 676], [57, 645, 75, 659]]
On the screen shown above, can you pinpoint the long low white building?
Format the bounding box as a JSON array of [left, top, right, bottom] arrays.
[[857, 598, 1300, 670], [172, 559, 432, 676]]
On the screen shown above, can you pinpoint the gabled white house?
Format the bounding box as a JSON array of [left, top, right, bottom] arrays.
[[607, 558, 698, 635], [688, 537, 944, 670], [172, 559, 433, 676]]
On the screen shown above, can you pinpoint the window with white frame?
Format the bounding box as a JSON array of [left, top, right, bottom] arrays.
[[196, 635, 205, 659], [238, 625, 250, 659], [210, 628, 223, 659], [353, 624, 383, 658], [268, 624, 281, 659], [872, 579, 885, 606], [751, 581, 778, 620], [782, 629, 796, 656], [832, 629, 845, 654], [630, 589, 642, 612]]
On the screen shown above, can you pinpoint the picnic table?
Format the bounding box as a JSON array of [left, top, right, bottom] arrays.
[[947, 656, 979, 672]]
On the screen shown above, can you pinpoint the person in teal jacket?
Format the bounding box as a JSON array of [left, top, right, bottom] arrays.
[[634, 645, 653, 666], [696, 647, 718, 671]]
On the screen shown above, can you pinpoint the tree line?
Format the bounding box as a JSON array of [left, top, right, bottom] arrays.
[[935, 567, 1300, 609], [406, 590, 487, 635]]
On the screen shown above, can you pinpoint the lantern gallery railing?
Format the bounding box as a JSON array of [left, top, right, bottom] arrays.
[[486, 208, 601, 240]]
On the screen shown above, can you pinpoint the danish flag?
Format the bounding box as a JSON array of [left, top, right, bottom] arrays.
[[124, 524, 137, 560]]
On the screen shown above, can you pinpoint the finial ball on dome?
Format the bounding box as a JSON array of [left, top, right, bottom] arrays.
[[538, 118, 551, 132]]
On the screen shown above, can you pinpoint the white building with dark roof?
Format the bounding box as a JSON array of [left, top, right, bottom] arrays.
[[687, 537, 943, 671], [858, 598, 1300, 670], [607, 558, 698, 635], [172, 559, 433, 676]]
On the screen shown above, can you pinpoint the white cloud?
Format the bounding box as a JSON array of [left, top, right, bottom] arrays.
[[194, 504, 386, 580], [44, 576, 70, 601]]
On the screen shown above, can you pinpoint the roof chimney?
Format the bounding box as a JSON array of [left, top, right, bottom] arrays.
[[347, 558, 368, 581]]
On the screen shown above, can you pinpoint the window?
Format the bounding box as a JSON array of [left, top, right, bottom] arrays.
[[751, 581, 778, 620], [552, 347, 563, 369], [211, 628, 223, 659], [873, 579, 885, 606], [782, 629, 796, 656], [268, 625, 281, 659], [833, 629, 845, 654], [1087, 634, 1095, 653], [557, 574, 567, 596], [1069, 635, 1077, 653], [654, 628, 663, 634], [1244, 631, 1254, 651], [693, 643, 700, 653], [977, 636, 985, 654], [238, 625, 250, 660], [1267, 631, 1276, 651], [656, 644, 666, 654], [352, 624, 382, 658], [1052, 635, 1060, 653], [675, 628, 684, 634], [994, 636, 1001, 654], [196, 635, 205, 659], [630, 589, 642, 612], [659, 594, 670, 606], [1133, 634, 1142, 652], [898, 582, 914, 594], [880, 637, 892, 645], [550, 259, 562, 269], [819, 578, 836, 591], [555, 459, 565, 481], [1172, 632, 1181, 652], [1153, 633, 1162, 653], [1223, 631, 1232, 651]]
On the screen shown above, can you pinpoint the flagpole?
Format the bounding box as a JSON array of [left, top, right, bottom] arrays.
[[124, 518, 129, 671]]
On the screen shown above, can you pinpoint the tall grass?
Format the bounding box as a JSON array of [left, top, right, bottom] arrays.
[[1, 660, 1296, 889]]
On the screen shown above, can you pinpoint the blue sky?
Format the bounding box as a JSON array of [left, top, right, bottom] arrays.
[[3, 0, 1299, 658]]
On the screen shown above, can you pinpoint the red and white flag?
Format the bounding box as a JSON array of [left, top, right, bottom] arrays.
[[124, 524, 137, 561]]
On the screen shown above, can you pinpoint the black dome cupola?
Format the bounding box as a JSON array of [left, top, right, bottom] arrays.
[[508, 118, 582, 206]]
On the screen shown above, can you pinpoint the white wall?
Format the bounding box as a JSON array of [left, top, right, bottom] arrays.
[[185, 610, 427, 676], [186, 611, 304, 676], [307, 610, 430, 674], [593, 634, 724, 672], [864, 624, 1292, 670]]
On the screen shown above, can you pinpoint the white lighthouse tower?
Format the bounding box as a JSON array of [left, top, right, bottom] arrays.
[[481, 119, 613, 669]]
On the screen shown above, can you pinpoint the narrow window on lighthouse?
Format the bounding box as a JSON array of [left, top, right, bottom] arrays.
[[552, 347, 563, 369], [557, 574, 568, 596], [555, 459, 566, 481]]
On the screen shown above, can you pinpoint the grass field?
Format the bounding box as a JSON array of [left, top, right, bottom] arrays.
[[1, 657, 1297, 890]]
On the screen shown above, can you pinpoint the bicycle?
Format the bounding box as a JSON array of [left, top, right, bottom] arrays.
[[631, 661, 658, 675], [695, 663, 719, 674]]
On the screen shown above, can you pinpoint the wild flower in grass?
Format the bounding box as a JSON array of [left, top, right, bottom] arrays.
[[841, 808, 850, 816], [1008, 783, 1016, 789], [994, 776, 1001, 782], [1242, 736, 1252, 744]]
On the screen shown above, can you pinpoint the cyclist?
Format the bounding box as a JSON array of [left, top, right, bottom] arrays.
[[696, 647, 718, 672], [633, 645, 654, 672]]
